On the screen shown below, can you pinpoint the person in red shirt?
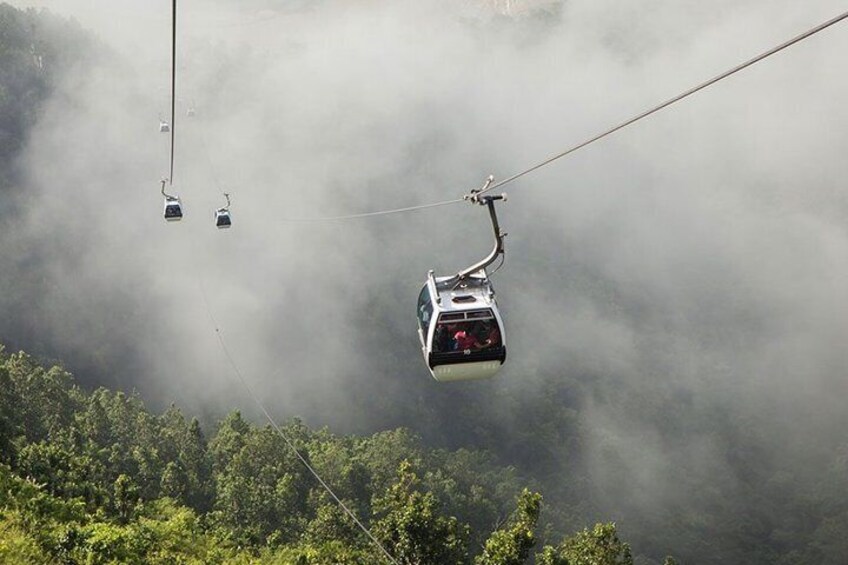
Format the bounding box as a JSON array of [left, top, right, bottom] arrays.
[[453, 329, 477, 351]]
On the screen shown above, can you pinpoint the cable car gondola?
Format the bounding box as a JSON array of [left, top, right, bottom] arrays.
[[159, 120, 170, 133], [215, 193, 232, 229], [161, 179, 183, 221], [417, 180, 507, 381]]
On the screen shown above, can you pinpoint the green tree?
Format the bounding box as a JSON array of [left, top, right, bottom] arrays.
[[182, 418, 213, 511], [0, 512, 50, 565], [0, 358, 21, 463], [373, 459, 469, 565], [425, 448, 522, 552], [211, 424, 310, 545], [537, 523, 633, 565], [160, 460, 189, 501], [112, 473, 140, 523], [308, 431, 372, 519], [360, 428, 424, 495], [208, 410, 250, 472], [16, 438, 108, 506], [4, 352, 81, 443], [475, 489, 542, 565]]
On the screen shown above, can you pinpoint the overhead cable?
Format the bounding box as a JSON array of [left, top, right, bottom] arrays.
[[277, 197, 466, 222], [169, 0, 177, 185], [475, 8, 848, 196]]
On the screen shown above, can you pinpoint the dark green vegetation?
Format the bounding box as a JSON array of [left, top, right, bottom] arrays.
[[0, 346, 651, 564]]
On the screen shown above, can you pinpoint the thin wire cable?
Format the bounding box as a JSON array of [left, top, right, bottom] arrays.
[[277, 197, 465, 222], [195, 280, 399, 565], [169, 0, 177, 185], [476, 8, 848, 196]]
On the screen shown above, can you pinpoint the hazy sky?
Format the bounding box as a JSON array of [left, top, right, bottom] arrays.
[[3, 0, 848, 556]]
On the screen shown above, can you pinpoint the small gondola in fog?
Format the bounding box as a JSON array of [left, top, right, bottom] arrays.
[[159, 120, 170, 133], [417, 181, 507, 382], [215, 193, 232, 229], [161, 179, 183, 222]]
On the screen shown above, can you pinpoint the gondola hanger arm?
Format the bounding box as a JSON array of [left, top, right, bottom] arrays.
[[219, 192, 231, 212], [161, 178, 177, 200], [452, 175, 507, 283]]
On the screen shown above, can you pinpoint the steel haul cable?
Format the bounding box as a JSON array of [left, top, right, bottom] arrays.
[[277, 197, 466, 222], [169, 0, 177, 185]]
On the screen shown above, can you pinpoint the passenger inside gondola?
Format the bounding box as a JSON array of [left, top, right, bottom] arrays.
[[165, 204, 182, 218], [475, 321, 500, 348], [433, 324, 451, 352], [455, 330, 477, 350], [433, 318, 500, 353]]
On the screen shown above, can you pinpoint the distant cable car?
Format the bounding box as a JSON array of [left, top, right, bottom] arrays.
[[215, 193, 232, 229], [159, 120, 170, 133], [164, 196, 183, 221], [161, 180, 183, 222], [186, 105, 196, 118], [417, 179, 507, 381]]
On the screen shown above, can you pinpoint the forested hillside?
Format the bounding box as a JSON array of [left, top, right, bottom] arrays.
[[0, 345, 655, 564]]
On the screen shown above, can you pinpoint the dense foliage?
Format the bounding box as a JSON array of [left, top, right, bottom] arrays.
[[0, 345, 648, 564]]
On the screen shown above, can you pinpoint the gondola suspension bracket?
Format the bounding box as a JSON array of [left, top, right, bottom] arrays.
[[453, 175, 507, 283]]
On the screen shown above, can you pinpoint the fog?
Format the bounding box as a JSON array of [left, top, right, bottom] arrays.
[[3, 0, 848, 559]]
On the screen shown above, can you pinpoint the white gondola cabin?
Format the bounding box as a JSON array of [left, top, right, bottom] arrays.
[[164, 196, 183, 221], [159, 120, 170, 133], [417, 271, 505, 381], [215, 209, 231, 228]]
